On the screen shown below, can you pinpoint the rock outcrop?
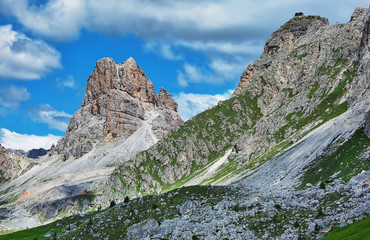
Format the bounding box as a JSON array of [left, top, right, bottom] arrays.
[[54, 57, 183, 159], [0, 144, 31, 184]]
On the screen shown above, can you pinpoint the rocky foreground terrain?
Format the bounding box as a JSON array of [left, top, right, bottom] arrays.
[[0, 7, 369, 240], [35, 170, 369, 239]]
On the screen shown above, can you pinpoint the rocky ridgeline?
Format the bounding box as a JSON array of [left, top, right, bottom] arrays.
[[54, 57, 182, 160], [110, 8, 370, 198], [7, 147, 48, 159]]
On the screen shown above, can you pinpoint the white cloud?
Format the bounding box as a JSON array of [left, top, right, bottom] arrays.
[[1, 0, 366, 41], [177, 59, 248, 87], [0, 0, 367, 88], [29, 104, 72, 131], [0, 24, 61, 80], [57, 75, 76, 89], [0, 0, 86, 41], [145, 42, 182, 60], [0, 85, 31, 109], [175, 40, 264, 56], [174, 90, 233, 121], [0, 128, 62, 151]]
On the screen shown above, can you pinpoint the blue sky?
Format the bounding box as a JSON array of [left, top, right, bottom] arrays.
[[0, 0, 368, 150]]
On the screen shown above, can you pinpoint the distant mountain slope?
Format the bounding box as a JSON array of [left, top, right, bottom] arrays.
[[0, 145, 32, 185], [7, 148, 48, 159]]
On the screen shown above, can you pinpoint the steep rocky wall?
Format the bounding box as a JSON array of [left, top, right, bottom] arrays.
[[110, 8, 370, 199], [54, 57, 183, 160]]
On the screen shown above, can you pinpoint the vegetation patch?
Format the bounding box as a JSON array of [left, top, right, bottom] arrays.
[[299, 128, 370, 188], [320, 216, 370, 240], [307, 81, 320, 99], [282, 88, 294, 98]]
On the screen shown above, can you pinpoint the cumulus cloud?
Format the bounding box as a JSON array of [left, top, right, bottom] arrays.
[[0, 25, 61, 80], [0, 85, 31, 109], [0, 128, 61, 151], [29, 104, 72, 131], [174, 90, 233, 121], [0, 0, 365, 40], [0, 0, 86, 41]]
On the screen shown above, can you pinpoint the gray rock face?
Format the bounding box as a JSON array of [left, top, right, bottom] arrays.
[[125, 218, 159, 240], [54, 57, 183, 159], [230, 7, 370, 166]]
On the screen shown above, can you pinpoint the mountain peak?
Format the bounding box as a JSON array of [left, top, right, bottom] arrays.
[[55, 57, 183, 159], [123, 57, 136, 67]]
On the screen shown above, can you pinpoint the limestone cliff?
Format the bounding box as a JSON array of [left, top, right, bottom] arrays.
[[54, 57, 183, 160]]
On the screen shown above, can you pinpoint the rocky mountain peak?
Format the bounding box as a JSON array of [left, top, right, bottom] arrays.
[[262, 15, 328, 57], [122, 56, 137, 67], [82, 57, 156, 111], [55, 57, 183, 159], [155, 87, 178, 112]]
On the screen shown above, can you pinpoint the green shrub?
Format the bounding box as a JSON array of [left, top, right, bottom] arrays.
[[233, 202, 241, 212], [317, 206, 324, 217], [294, 220, 300, 228], [319, 182, 326, 190], [110, 200, 116, 208], [124, 196, 130, 203]]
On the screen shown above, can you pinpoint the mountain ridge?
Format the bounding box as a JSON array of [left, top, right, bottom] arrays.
[[108, 7, 369, 200]]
